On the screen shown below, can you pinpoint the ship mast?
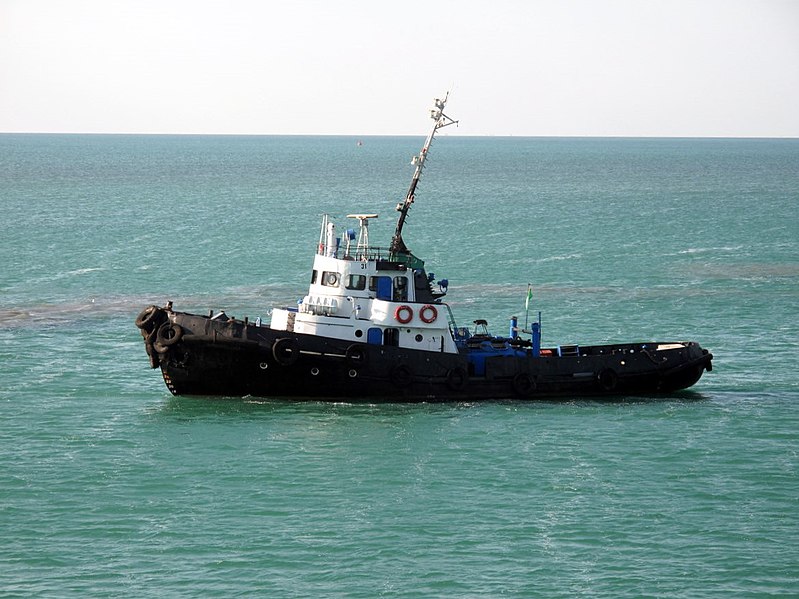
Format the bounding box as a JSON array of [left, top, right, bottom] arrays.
[[389, 93, 458, 255]]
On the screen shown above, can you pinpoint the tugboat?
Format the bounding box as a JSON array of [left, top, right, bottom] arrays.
[[136, 94, 713, 401]]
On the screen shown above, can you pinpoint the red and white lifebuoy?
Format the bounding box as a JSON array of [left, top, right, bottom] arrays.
[[419, 304, 438, 323], [394, 305, 413, 324]]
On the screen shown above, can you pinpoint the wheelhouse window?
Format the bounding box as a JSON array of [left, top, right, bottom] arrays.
[[311, 270, 318, 284], [346, 274, 366, 290], [393, 276, 408, 301]]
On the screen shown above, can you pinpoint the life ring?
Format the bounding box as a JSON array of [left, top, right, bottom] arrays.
[[513, 372, 536, 397], [419, 304, 438, 323], [345, 343, 367, 365], [446, 367, 467, 391], [155, 322, 183, 351], [394, 305, 413, 324], [597, 368, 618, 392], [272, 337, 300, 366], [390, 364, 413, 388], [135, 305, 161, 331]]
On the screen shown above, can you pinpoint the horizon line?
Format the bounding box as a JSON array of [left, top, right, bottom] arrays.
[[2, 131, 798, 141]]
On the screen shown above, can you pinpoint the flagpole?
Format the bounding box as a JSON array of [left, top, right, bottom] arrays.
[[524, 283, 532, 331]]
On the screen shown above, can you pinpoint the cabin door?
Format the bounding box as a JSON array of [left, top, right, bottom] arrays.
[[375, 276, 392, 301], [367, 328, 383, 345]]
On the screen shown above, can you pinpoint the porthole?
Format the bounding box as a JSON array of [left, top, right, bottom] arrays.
[[415, 334, 423, 342], [311, 367, 320, 376]]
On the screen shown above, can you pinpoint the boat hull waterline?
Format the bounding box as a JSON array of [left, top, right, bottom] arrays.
[[136, 305, 712, 401]]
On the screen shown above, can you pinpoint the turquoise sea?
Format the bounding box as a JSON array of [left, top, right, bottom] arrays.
[[1, 133, 798, 596]]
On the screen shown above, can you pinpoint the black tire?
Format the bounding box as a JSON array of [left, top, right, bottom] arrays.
[[390, 364, 413, 388], [272, 337, 300, 366], [446, 367, 468, 391], [512, 372, 536, 397], [135, 305, 161, 330], [345, 343, 368, 366], [156, 322, 183, 347], [597, 368, 618, 392]]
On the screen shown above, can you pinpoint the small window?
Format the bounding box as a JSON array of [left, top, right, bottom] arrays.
[[311, 270, 318, 284], [346, 274, 366, 290], [368, 276, 378, 291], [393, 276, 408, 301], [322, 271, 339, 287]]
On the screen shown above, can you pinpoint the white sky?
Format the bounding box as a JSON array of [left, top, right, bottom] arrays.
[[1, 0, 798, 137]]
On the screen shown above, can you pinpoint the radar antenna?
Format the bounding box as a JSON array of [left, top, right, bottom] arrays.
[[389, 93, 457, 255]]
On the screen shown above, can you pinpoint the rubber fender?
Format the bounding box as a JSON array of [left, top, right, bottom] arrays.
[[156, 322, 183, 348], [597, 368, 619, 392], [136, 305, 162, 331], [272, 337, 300, 366], [345, 343, 368, 366], [390, 364, 413, 388], [446, 367, 468, 391], [512, 372, 536, 397]]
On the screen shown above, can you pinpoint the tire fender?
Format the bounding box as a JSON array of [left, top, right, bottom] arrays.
[[597, 368, 618, 392], [155, 322, 183, 352], [272, 337, 300, 366], [446, 367, 467, 391], [512, 372, 536, 397]]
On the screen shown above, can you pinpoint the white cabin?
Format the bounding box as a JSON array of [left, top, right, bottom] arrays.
[[270, 214, 459, 354]]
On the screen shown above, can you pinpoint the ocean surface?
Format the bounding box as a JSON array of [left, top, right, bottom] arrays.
[[1, 133, 798, 597]]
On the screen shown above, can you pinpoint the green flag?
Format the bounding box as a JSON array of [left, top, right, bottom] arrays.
[[525, 287, 533, 310]]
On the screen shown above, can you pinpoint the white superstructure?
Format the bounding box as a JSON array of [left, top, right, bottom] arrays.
[[270, 213, 458, 354]]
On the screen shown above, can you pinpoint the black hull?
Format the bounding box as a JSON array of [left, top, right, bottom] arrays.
[[137, 306, 713, 402]]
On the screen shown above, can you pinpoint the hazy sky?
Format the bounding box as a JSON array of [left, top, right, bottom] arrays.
[[1, 0, 798, 136]]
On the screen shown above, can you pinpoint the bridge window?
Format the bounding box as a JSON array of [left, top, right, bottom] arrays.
[[393, 276, 408, 301], [346, 274, 366, 290]]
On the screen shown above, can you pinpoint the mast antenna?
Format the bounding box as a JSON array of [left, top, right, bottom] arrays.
[[389, 93, 457, 255]]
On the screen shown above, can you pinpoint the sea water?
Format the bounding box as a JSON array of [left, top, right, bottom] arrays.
[[1, 134, 797, 596]]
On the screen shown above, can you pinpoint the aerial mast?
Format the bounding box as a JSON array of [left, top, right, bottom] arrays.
[[389, 93, 458, 255]]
